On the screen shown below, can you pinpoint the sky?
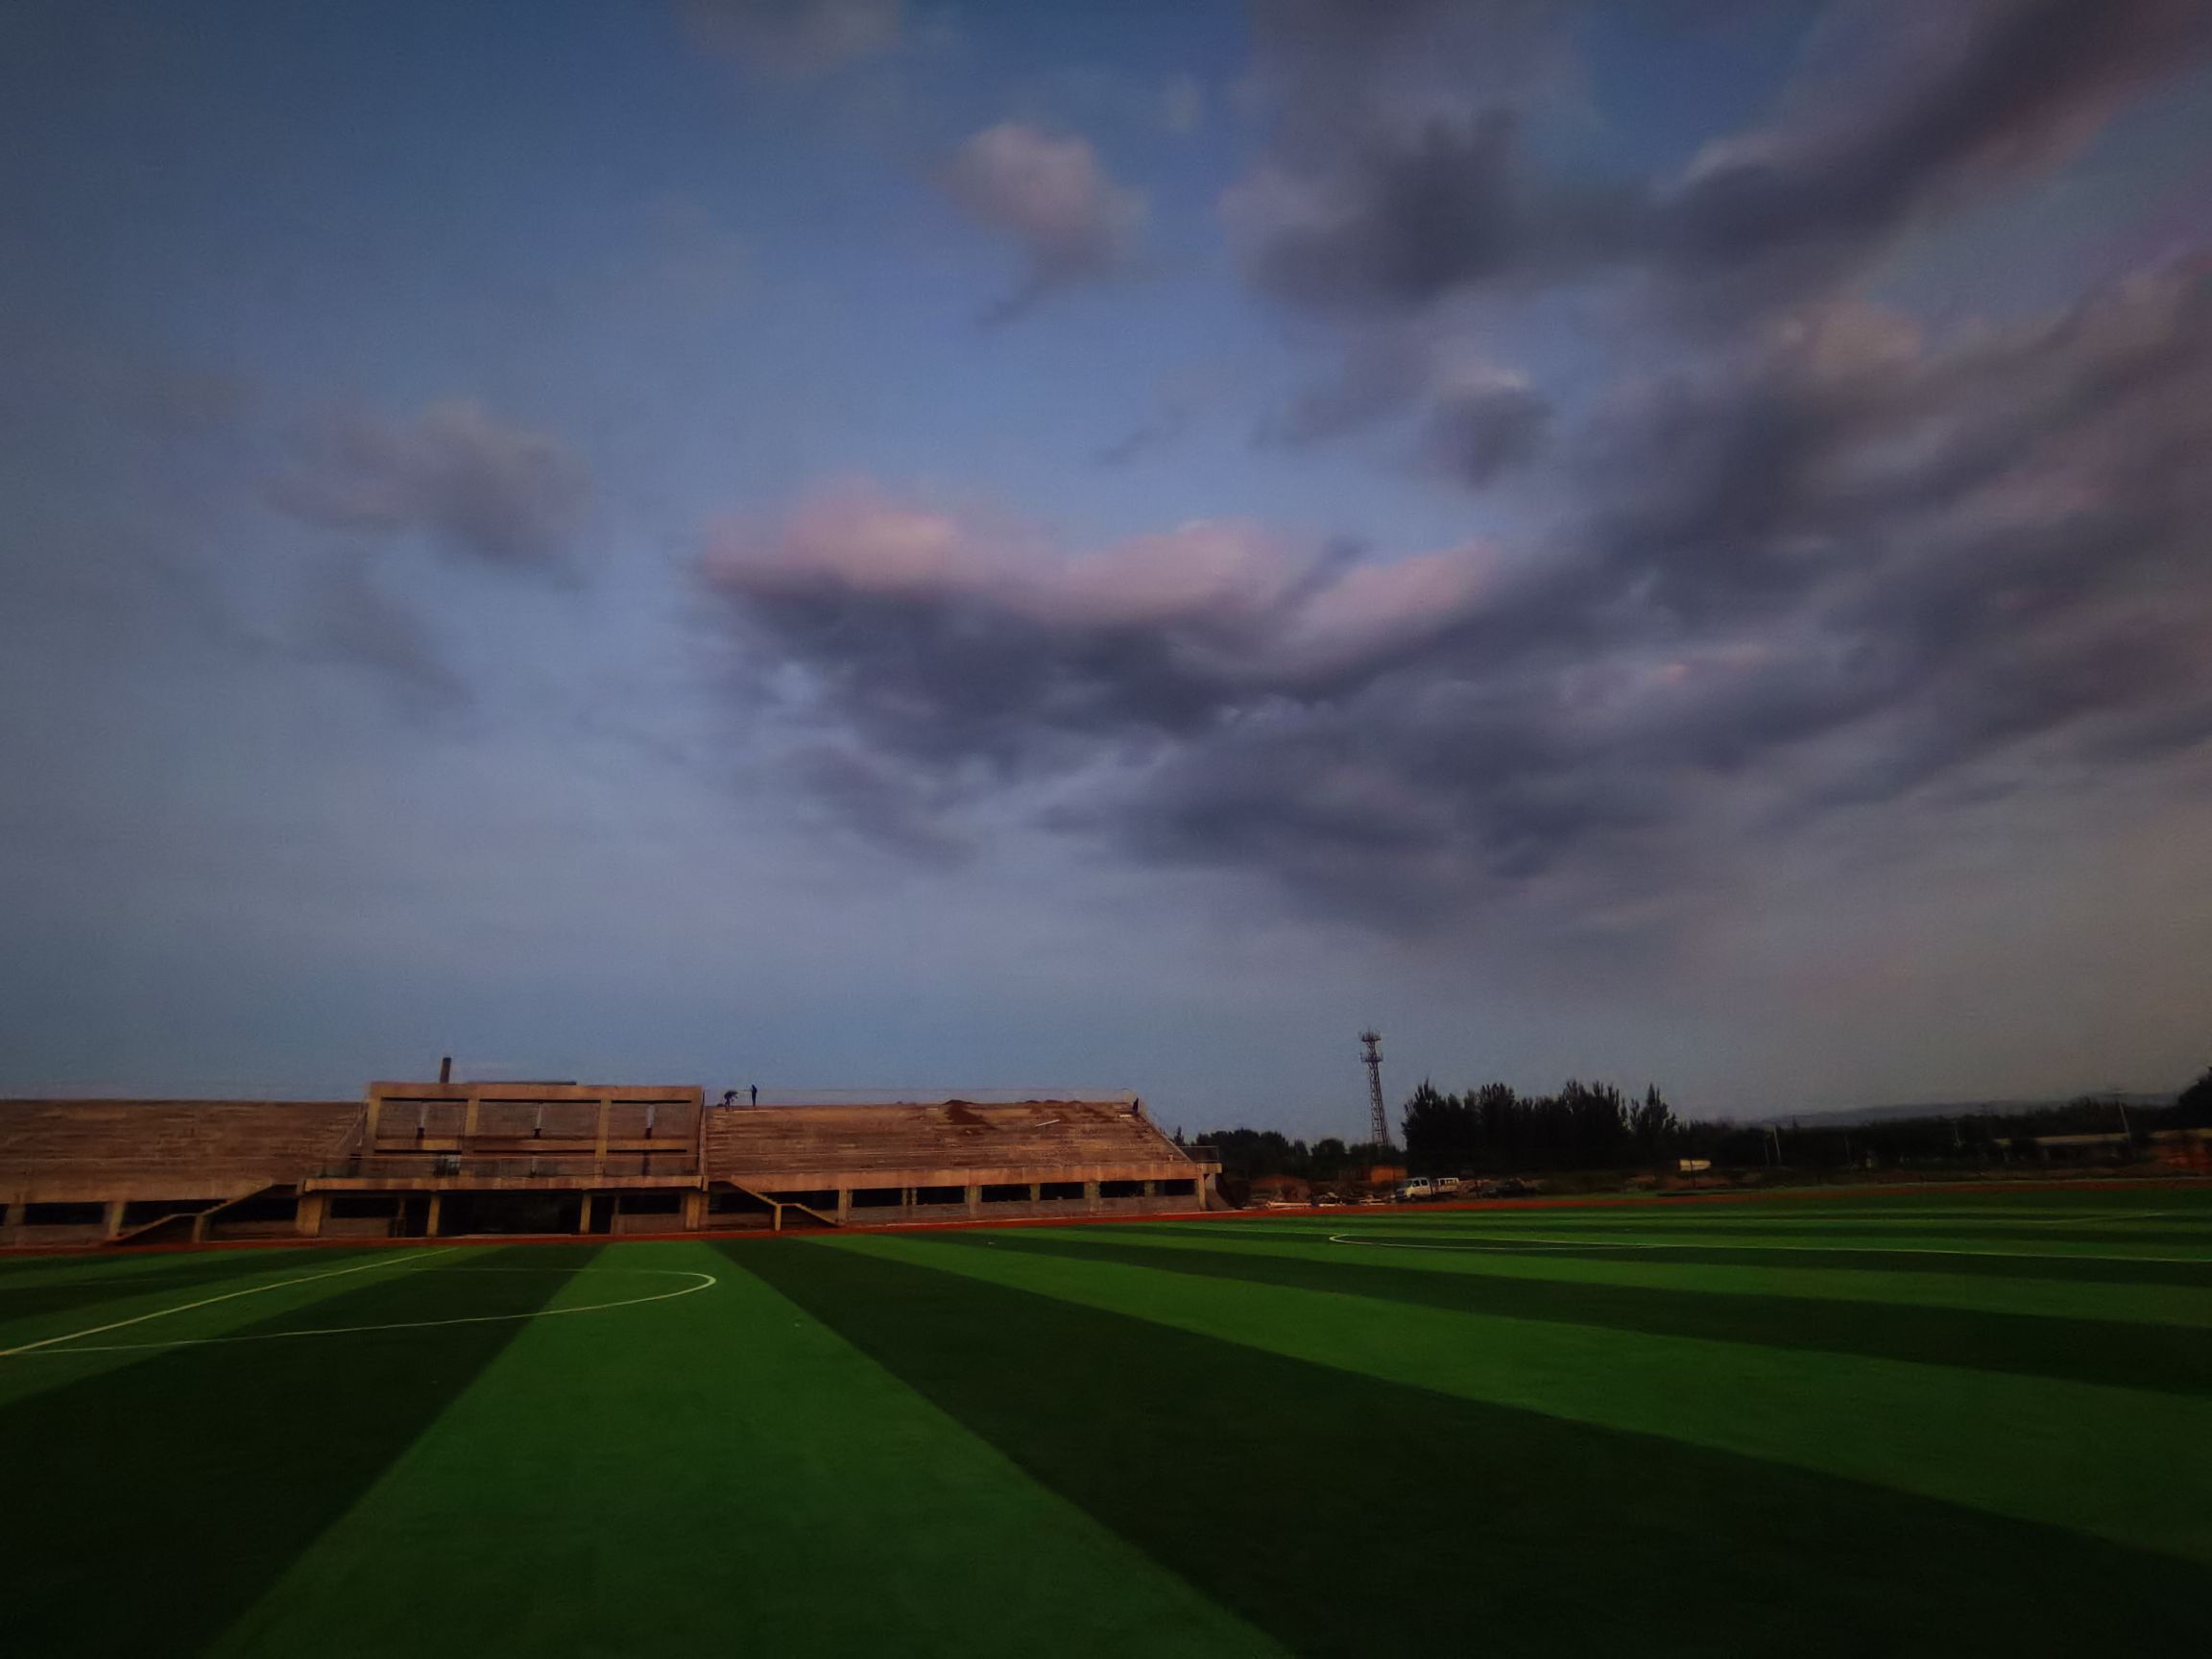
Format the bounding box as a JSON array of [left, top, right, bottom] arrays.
[[4, 0, 2211, 1137]]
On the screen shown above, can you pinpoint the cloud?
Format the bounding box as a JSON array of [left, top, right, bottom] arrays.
[[1226, 108, 1626, 314], [1095, 363, 1237, 467], [1253, 321, 1441, 447], [680, 0, 902, 77], [272, 399, 590, 572], [702, 482, 1497, 757], [1415, 369, 1551, 488], [1651, 0, 2212, 302], [699, 253, 2212, 925], [1095, 408, 1187, 468], [1230, 0, 2212, 320], [940, 122, 1146, 321], [296, 554, 470, 720]]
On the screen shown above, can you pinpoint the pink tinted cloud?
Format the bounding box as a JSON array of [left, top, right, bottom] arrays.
[[940, 122, 1146, 318]]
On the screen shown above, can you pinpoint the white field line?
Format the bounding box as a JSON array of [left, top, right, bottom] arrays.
[[0, 1248, 457, 1358], [9, 1267, 719, 1355], [1325, 1234, 2212, 1267]]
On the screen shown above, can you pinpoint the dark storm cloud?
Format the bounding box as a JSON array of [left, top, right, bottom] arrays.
[[271, 399, 589, 573], [700, 255, 2212, 922]]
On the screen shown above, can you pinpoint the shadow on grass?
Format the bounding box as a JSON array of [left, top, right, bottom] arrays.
[[733, 1238, 2208, 1658], [935, 1232, 2212, 1396], [0, 1242, 595, 1651]]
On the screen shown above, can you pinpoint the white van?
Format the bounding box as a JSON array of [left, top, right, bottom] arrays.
[[1394, 1178, 1437, 1201]]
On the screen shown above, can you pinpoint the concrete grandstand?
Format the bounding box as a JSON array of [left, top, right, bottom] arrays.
[[0, 1082, 1221, 1247]]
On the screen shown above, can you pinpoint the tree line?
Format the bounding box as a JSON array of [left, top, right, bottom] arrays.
[[1401, 1080, 1684, 1173], [1195, 1064, 2210, 1180]]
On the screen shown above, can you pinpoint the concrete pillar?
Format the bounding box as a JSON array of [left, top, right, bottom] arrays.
[[835, 1189, 852, 1223], [1083, 1180, 1100, 1214], [425, 1192, 444, 1238], [577, 1193, 594, 1234], [296, 1193, 326, 1238], [103, 1197, 128, 1238], [1027, 1184, 1041, 1203], [964, 1184, 981, 1218], [682, 1190, 706, 1231], [0, 1201, 15, 1234]]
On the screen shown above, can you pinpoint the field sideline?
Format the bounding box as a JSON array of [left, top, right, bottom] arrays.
[[5, 1184, 2208, 1656]]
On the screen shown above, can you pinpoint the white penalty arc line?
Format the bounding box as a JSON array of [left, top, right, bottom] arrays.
[[1324, 1234, 2212, 1267], [0, 1247, 459, 1358], [8, 1267, 720, 1356]]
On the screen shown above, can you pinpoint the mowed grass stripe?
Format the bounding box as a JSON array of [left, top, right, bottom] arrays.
[[0, 1244, 336, 1284], [1190, 1189, 2212, 1239], [1383, 1220, 2212, 1250], [941, 1230, 2212, 1396], [847, 1231, 2212, 1563], [1483, 1210, 2212, 1235], [0, 1246, 432, 1413], [1189, 1209, 2212, 1255], [1034, 1221, 2212, 1329], [0, 1243, 593, 1654], [1262, 1232, 2212, 1286], [747, 1238, 2207, 1658], [212, 1240, 1279, 1659], [0, 1248, 369, 1350]]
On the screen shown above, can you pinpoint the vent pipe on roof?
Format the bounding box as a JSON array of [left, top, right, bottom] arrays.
[[439, 1055, 452, 1084]]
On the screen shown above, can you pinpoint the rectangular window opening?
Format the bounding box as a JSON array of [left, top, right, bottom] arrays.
[[24, 1201, 105, 1226]]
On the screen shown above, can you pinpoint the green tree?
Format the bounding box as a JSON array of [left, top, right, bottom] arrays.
[[2175, 1068, 2212, 1128], [1630, 1085, 1680, 1159]]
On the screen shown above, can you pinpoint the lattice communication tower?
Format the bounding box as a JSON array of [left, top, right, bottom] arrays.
[[1360, 1029, 1388, 1149]]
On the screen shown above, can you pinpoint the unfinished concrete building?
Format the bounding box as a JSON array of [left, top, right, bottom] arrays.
[[0, 1083, 1221, 1247]]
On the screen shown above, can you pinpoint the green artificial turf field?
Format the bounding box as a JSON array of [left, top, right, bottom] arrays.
[[4, 1185, 2209, 1657]]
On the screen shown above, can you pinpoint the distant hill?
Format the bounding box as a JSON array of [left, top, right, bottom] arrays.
[[1752, 1094, 2174, 1129]]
